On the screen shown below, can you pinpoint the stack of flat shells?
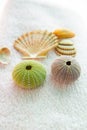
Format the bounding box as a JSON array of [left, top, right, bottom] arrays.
[[53, 29, 76, 57], [55, 39, 76, 57]]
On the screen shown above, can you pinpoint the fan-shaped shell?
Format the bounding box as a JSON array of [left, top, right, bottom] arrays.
[[51, 56, 81, 86], [14, 30, 59, 59], [0, 47, 11, 65], [12, 60, 46, 89], [55, 39, 76, 57]]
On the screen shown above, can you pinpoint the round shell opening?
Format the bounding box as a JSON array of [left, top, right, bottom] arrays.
[[26, 65, 32, 70], [66, 61, 71, 66]]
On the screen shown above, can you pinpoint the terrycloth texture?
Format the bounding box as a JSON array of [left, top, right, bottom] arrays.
[[0, 0, 87, 129]]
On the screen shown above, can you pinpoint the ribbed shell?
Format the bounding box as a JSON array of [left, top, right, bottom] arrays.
[[12, 60, 46, 89], [55, 39, 76, 57], [14, 30, 59, 59], [0, 47, 11, 65], [51, 56, 81, 86]]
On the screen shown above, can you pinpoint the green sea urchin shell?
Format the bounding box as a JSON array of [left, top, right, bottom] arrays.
[[12, 60, 46, 89]]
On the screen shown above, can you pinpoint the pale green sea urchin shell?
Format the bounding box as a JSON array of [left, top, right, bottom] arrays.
[[12, 60, 46, 89], [51, 56, 81, 86]]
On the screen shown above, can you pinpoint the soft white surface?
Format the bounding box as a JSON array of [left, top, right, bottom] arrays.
[[0, 0, 87, 129]]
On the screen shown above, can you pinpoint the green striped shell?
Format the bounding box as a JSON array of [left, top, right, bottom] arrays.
[[55, 39, 76, 57], [12, 60, 46, 89]]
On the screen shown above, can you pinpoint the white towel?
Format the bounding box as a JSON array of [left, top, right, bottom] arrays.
[[0, 0, 87, 129]]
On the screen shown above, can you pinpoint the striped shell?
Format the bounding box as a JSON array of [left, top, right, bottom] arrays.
[[12, 60, 46, 89], [55, 39, 76, 57], [51, 56, 81, 86], [14, 30, 59, 59], [0, 47, 11, 65]]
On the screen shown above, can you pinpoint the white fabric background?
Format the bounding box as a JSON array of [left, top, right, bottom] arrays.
[[0, 0, 87, 129]]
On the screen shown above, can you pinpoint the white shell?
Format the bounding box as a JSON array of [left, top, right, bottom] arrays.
[[14, 30, 59, 59], [55, 39, 76, 57], [0, 47, 11, 65], [51, 56, 81, 86]]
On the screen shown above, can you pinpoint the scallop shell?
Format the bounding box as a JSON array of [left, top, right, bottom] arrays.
[[0, 47, 11, 65], [12, 60, 46, 89], [53, 29, 75, 39], [51, 56, 81, 86], [14, 30, 59, 59], [55, 39, 76, 57]]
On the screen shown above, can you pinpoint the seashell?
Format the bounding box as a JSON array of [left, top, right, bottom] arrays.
[[14, 30, 59, 59], [51, 56, 81, 86], [12, 60, 46, 89], [55, 39, 76, 57], [53, 29, 75, 39], [0, 47, 11, 65]]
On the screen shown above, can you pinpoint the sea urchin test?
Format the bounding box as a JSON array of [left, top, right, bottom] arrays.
[[12, 60, 46, 89], [51, 56, 81, 86]]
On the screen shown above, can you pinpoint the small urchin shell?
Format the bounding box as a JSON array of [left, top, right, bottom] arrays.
[[12, 60, 46, 89], [51, 56, 81, 86]]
